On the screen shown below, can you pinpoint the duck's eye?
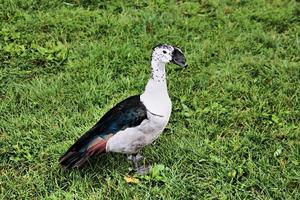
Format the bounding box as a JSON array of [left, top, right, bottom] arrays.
[[163, 50, 167, 54]]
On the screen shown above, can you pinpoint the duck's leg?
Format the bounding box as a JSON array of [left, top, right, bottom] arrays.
[[127, 153, 151, 175]]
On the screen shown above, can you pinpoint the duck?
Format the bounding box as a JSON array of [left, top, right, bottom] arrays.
[[59, 44, 187, 174]]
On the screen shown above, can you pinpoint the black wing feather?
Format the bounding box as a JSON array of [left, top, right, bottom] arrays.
[[59, 95, 147, 160]]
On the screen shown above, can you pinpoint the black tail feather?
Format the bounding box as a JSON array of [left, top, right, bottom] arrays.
[[59, 137, 107, 169], [59, 151, 87, 169]]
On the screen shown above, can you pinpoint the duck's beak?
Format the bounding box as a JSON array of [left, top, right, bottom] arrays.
[[171, 47, 188, 68]]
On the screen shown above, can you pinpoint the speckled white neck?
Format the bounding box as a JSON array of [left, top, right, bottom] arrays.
[[150, 60, 166, 83]]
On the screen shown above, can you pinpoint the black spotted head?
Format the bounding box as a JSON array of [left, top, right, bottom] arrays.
[[152, 44, 187, 68]]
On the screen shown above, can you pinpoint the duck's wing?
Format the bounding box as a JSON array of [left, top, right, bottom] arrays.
[[59, 95, 147, 168]]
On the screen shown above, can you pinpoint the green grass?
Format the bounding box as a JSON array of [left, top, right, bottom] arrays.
[[1, 0, 300, 199]]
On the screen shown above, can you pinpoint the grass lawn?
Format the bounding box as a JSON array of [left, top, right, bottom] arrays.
[[1, 0, 299, 199]]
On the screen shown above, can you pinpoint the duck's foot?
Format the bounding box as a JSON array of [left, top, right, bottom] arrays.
[[127, 153, 143, 162], [127, 153, 151, 175], [136, 165, 151, 175]]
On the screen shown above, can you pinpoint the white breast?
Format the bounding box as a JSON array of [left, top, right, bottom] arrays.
[[140, 78, 172, 118]]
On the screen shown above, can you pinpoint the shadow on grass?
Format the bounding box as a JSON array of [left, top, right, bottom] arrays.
[[54, 153, 129, 191], [59, 152, 128, 175]]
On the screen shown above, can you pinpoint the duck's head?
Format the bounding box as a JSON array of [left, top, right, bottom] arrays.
[[152, 44, 188, 68]]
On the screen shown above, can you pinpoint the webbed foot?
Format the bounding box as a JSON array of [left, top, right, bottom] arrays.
[[127, 153, 151, 175], [127, 153, 143, 162], [136, 165, 151, 175]]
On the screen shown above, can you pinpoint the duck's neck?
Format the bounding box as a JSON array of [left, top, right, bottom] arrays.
[[143, 60, 168, 95], [150, 60, 166, 83]]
